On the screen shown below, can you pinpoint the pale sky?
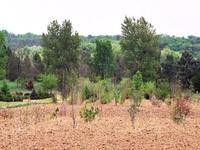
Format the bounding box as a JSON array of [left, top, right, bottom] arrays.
[[0, 0, 200, 36]]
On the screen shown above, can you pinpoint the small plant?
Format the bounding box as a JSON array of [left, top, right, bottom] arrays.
[[119, 78, 131, 104], [113, 85, 120, 104], [94, 79, 113, 104], [128, 104, 139, 128], [80, 104, 99, 122], [50, 108, 59, 119], [171, 99, 190, 123]]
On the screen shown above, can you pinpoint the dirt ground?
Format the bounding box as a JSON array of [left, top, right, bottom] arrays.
[[0, 100, 200, 150]]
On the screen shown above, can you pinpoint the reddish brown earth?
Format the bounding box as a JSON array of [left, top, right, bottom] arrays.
[[0, 100, 200, 150]]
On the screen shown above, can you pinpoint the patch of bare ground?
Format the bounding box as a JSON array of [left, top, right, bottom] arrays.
[[0, 100, 200, 150]]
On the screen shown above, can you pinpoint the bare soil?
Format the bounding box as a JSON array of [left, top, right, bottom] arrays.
[[0, 100, 200, 150]]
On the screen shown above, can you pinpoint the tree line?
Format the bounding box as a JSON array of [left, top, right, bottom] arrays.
[[0, 16, 200, 99]]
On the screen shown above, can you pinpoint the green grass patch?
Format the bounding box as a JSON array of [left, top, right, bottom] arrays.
[[0, 98, 53, 109], [0, 80, 41, 93]]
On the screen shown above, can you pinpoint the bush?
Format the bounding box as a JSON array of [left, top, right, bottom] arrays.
[[119, 78, 131, 104], [39, 74, 58, 92], [13, 95, 23, 102], [130, 71, 144, 106], [80, 104, 99, 122], [113, 85, 120, 104], [171, 99, 190, 123], [192, 73, 200, 92], [155, 82, 170, 101], [30, 89, 52, 100], [0, 81, 13, 102], [81, 80, 95, 101], [97, 80, 113, 104], [141, 81, 156, 99]]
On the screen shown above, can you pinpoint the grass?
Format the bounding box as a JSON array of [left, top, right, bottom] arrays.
[[0, 98, 53, 109], [0, 80, 41, 93], [191, 93, 200, 102]]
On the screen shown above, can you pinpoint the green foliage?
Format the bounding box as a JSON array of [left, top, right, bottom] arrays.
[[155, 82, 170, 101], [94, 79, 114, 104], [162, 54, 178, 82], [80, 104, 99, 122], [92, 39, 114, 79], [39, 74, 58, 92], [119, 78, 131, 103], [178, 51, 199, 89], [120, 16, 160, 81], [81, 80, 95, 101], [42, 20, 80, 97], [0, 32, 8, 80], [0, 81, 13, 102], [141, 81, 156, 99], [129, 71, 144, 106], [30, 89, 52, 100], [113, 85, 121, 103], [192, 73, 200, 92]]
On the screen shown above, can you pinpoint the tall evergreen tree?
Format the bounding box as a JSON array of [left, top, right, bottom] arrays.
[[120, 16, 160, 81], [92, 39, 114, 79], [7, 49, 21, 81], [0, 32, 8, 80], [178, 51, 199, 89], [42, 20, 80, 97]]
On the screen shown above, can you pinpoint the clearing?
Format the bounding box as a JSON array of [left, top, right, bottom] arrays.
[[0, 100, 200, 150]]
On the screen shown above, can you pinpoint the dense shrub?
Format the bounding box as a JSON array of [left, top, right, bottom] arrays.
[[141, 81, 156, 99], [130, 71, 144, 106], [13, 95, 23, 102], [39, 74, 58, 92], [80, 104, 99, 122], [30, 89, 52, 100], [155, 82, 170, 101], [171, 99, 190, 123], [98, 79, 113, 104], [119, 78, 131, 103], [192, 73, 200, 92], [0, 82, 13, 102], [81, 80, 95, 101]]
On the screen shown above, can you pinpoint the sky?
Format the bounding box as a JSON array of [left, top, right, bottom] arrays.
[[0, 0, 200, 36]]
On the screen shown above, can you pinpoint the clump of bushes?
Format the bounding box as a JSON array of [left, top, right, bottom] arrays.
[[80, 104, 99, 122], [81, 81, 95, 101], [141, 81, 156, 100], [155, 82, 170, 101], [0, 81, 13, 102], [171, 99, 190, 123], [30, 89, 52, 100]]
